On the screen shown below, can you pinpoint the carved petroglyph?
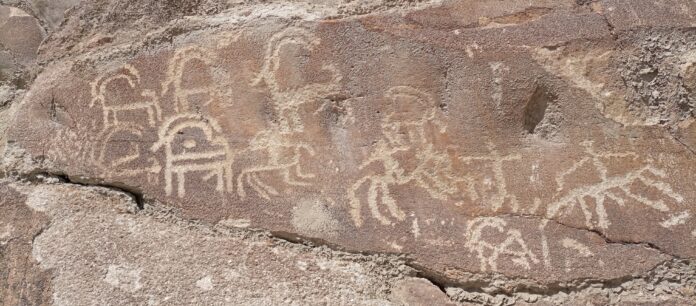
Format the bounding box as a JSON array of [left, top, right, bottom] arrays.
[[80, 27, 688, 261], [84, 28, 347, 201], [90, 65, 162, 129], [661, 211, 691, 229], [237, 26, 342, 200], [161, 46, 223, 113], [96, 125, 161, 183], [349, 86, 464, 227], [151, 114, 234, 197], [236, 127, 316, 200], [561, 238, 593, 258], [348, 86, 530, 227], [459, 143, 521, 212], [545, 141, 684, 230], [250, 27, 342, 133], [465, 217, 539, 272], [561, 237, 596, 272]]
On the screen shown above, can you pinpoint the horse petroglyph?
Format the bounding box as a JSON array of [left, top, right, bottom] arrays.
[[349, 86, 464, 227], [236, 127, 316, 200], [545, 141, 684, 230]]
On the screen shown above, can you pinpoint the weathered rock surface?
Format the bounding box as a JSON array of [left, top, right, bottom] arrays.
[[0, 4, 44, 153], [2, 0, 696, 305], [0, 183, 52, 305], [3, 179, 415, 305]]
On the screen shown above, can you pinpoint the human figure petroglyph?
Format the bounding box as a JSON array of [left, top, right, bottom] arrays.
[[545, 141, 684, 230], [90, 64, 162, 129], [236, 126, 316, 200], [237, 27, 342, 200], [161, 46, 223, 113], [459, 142, 521, 212], [151, 114, 234, 197], [250, 26, 342, 133], [349, 86, 465, 227], [465, 217, 539, 272]]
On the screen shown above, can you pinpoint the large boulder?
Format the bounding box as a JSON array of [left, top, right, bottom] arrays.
[[2, 0, 696, 304]]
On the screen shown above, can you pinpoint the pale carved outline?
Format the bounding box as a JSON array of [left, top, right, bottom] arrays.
[[545, 141, 684, 230], [459, 142, 521, 213], [161, 46, 224, 113], [465, 217, 540, 272], [96, 124, 161, 183], [90, 64, 162, 130], [349, 86, 464, 227], [237, 26, 342, 200], [151, 114, 234, 198]]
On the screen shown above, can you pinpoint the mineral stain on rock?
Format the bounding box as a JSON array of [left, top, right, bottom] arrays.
[[1, 0, 696, 305]]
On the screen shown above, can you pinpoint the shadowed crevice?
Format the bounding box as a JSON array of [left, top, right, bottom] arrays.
[[523, 85, 556, 134], [27, 171, 145, 209]]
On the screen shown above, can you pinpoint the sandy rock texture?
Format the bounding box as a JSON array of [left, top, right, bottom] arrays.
[[1, 0, 696, 305]]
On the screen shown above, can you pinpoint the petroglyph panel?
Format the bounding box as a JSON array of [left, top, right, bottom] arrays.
[[8, 10, 696, 286]]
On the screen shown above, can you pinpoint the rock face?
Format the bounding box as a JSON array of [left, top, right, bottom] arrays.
[[2, 0, 696, 305], [0, 4, 45, 152]]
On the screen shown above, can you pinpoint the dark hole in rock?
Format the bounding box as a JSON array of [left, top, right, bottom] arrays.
[[523, 85, 556, 134]]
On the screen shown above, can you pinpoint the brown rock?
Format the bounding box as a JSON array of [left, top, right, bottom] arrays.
[[600, 0, 696, 31], [390, 277, 455, 306], [7, 0, 696, 287], [0, 183, 52, 305], [0, 5, 44, 66], [0, 5, 44, 170], [6, 181, 408, 305], [2, 0, 696, 304]]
